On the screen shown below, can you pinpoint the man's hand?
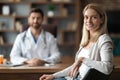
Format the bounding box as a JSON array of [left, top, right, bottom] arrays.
[[24, 58, 47, 66]]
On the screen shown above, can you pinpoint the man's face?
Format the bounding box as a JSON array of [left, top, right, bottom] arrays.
[[28, 12, 43, 29]]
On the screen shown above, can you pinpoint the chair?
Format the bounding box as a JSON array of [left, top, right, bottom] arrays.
[[82, 68, 113, 80]]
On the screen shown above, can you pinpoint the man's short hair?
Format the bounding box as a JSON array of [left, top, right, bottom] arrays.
[[29, 8, 44, 18]]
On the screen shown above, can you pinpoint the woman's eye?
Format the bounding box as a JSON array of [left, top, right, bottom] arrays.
[[84, 16, 88, 19], [92, 16, 98, 19]]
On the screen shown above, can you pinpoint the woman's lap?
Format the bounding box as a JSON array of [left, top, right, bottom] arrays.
[[54, 77, 66, 80], [54, 77, 79, 80]]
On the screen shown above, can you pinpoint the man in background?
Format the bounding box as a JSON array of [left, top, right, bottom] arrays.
[[10, 8, 61, 66]]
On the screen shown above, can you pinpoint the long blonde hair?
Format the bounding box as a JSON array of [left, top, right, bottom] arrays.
[[80, 3, 108, 47]]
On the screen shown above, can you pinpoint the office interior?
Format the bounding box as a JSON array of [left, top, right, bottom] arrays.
[[0, 0, 120, 80]]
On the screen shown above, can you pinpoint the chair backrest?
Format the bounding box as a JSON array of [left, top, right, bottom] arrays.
[[21, 24, 57, 37], [82, 68, 113, 80]]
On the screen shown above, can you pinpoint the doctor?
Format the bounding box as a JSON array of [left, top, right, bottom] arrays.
[[10, 8, 61, 66]]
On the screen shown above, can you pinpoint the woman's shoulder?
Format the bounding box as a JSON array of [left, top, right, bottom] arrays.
[[98, 34, 113, 43], [99, 34, 112, 40]]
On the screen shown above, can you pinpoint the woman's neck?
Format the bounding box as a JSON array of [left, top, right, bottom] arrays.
[[84, 41, 94, 49], [89, 31, 98, 41]]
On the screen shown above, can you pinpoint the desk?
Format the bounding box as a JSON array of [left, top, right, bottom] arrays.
[[1, 64, 120, 80], [0, 63, 72, 80], [1, 56, 120, 80], [0, 56, 74, 80]]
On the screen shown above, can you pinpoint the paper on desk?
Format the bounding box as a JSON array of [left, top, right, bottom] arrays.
[[0, 63, 24, 67], [44, 63, 55, 67]]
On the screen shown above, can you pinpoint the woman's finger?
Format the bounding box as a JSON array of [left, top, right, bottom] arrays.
[[40, 75, 47, 80]]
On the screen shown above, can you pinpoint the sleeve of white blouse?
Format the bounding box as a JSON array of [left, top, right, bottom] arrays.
[[53, 65, 72, 78]]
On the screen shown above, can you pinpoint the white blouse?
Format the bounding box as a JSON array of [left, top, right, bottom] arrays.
[[77, 48, 91, 78], [53, 34, 113, 79]]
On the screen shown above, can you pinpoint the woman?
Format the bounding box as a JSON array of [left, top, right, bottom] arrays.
[[39, 3, 114, 80]]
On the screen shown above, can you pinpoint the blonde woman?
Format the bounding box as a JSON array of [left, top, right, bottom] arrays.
[[39, 3, 114, 80]]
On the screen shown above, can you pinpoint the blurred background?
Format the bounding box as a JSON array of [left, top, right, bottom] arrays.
[[0, 0, 120, 59]]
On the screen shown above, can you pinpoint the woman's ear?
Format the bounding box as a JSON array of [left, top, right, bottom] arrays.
[[100, 17, 104, 24]]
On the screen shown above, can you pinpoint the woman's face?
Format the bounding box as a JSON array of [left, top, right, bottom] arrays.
[[84, 8, 103, 32]]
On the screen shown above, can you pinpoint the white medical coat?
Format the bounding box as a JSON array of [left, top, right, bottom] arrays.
[[10, 28, 61, 64]]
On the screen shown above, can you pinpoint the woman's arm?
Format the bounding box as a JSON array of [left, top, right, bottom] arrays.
[[83, 41, 113, 75], [53, 65, 72, 78]]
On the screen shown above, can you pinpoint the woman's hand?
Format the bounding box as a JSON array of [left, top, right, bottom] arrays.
[[68, 57, 84, 77], [39, 74, 54, 80]]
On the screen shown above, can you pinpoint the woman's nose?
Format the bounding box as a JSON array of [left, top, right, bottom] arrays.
[[87, 17, 92, 23]]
